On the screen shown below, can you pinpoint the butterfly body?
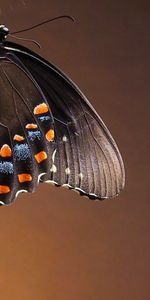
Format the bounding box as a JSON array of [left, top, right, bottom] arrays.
[[0, 25, 125, 205]]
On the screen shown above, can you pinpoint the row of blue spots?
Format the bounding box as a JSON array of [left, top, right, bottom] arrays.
[[27, 130, 41, 142], [38, 116, 50, 122], [13, 144, 31, 161], [0, 161, 14, 174]]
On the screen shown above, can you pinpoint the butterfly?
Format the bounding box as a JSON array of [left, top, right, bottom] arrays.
[[0, 20, 125, 206]]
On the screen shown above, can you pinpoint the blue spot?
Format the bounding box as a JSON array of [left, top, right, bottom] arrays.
[[38, 116, 50, 122], [28, 130, 41, 141], [14, 144, 31, 161], [0, 162, 14, 174]]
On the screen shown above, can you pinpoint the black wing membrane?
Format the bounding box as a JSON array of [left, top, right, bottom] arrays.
[[3, 42, 125, 201], [0, 47, 55, 205]]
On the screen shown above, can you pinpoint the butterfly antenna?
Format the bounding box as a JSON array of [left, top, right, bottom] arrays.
[[9, 33, 41, 48], [10, 15, 75, 34]]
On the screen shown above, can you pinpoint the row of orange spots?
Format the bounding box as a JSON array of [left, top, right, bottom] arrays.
[[33, 103, 49, 115], [13, 135, 25, 142], [0, 174, 33, 194], [0, 185, 10, 194], [0, 144, 12, 158], [18, 173, 32, 183], [34, 151, 47, 163], [45, 129, 54, 142], [26, 123, 38, 129]]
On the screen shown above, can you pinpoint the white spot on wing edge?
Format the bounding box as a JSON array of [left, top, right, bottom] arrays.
[[38, 172, 46, 183], [15, 190, 28, 198], [45, 180, 58, 186], [62, 183, 72, 189], [75, 187, 97, 198], [75, 187, 86, 194], [89, 193, 97, 197], [0, 201, 5, 205]]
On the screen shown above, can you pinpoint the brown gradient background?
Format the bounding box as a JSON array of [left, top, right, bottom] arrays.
[[0, 1, 149, 299]]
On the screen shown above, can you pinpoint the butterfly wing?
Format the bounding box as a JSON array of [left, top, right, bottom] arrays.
[[2, 41, 125, 203], [0, 48, 55, 205]]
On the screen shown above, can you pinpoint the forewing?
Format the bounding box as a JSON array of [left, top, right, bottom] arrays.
[[4, 42, 125, 200]]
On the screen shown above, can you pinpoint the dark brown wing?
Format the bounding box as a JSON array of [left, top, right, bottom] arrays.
[[2, 42, 125, 202], [0, 49, 54, 205]]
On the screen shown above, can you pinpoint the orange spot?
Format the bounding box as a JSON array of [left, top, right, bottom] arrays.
[[26, 123, 38, 129], [18, 173, 32, 183], [0, 185, 10, 194], [13, 134, 25, 142], [34, 151, 47, 163], [0, 144, 12, 157], [33, 103, 49, 115], [45, 129, 54, 142]]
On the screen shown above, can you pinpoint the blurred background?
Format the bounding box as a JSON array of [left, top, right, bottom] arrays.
[[0, 1, 149, 299]]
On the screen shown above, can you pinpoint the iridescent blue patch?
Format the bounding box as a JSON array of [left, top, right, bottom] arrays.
[[38, 116, 50, 122], [28, 130, 41, 141], [14, 144, 31, 161], [0, 161, 14, 174]]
